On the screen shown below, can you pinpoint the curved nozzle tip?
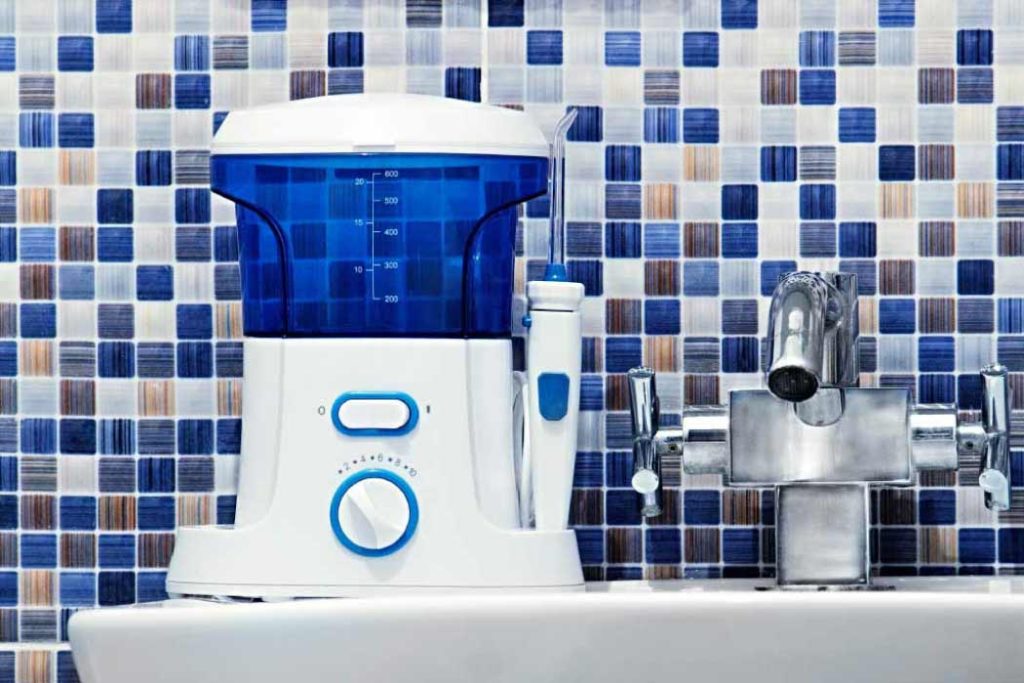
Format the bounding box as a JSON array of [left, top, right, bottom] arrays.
[[768, 366, 820, 403]]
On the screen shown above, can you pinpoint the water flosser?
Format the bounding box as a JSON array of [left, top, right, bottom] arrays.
[[527, 110, 584, 531]]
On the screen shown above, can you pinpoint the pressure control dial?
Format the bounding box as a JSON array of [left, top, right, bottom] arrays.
[[330, 470, 418, 557]]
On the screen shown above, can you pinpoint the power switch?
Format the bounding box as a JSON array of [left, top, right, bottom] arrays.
[[331, 393, 419, 436]]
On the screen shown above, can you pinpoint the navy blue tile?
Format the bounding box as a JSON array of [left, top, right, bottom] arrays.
[[527, 30, 563, 65], [567, 260, 602, 296], [97, 227, 133, 262], [998, 107, 1024, 142], [328, 32, 364, 67], [838, 222, 876, 257], [643, 223, 680, 258], [61, 419, 96, 455], [136, 150, 171, 185], [96, 0, 132, 33], [799, 70, 836, 105], [997, 145, 1024, 180], [20, 419, 56, 455], [0, 37, 13, 71], [998, 528, 1024, 563], [0, 228, 14, 261], [98, 304, 134, 339], [60, 497, 97, 531], [643, 108, 679, 143], [176, 188, 211, 224], [98, 571, 135, 606], [0, 496, 15, 528], [961, 298, 994, 334], [683, 32, 719, 67], [722, 337, 759, 373], [98, 534, 134, 568], [721, 0, 757, 29], [136, 265, 173, 301], [98, 419, 135, 456], [760, 146, 797, 182], [97, 189, 133, 224], [958, 69, 993, 104], [251, 0, 287, 31], [444, 67, 481, 102], [176, 304, 213, 339], [604, 184, 641, 220], [879, 528, 916, 563], [760, 260, 797, 296], [799, 184, 835, 219], [60, 573, 96, 608], [138, 458, 175, 493], [997, 336, 1024, 371], [0, 345, 14, 377], [722, 299, 758, 335], [0, 153, 13, 186], [879, 145, 915, 181], [138, 497, 175, 531], [879, 298, 916, 334], [19, 112, 54, 147], [567, 106, 602, 142], [605, 338, 641, 373], [801, 222, 836, 257], [174, 35, 209, 71], [137, 572, 168, 603], [58, 36, 94, 72], [722, 185, 758, 220], [605, 146, 641, 182], [957, 29, 993, 66], [722, 528, 759, 564], [174, 74, 211, 109], [606, 490, 641, 525], [488, 0, 524, 27], [177, 420, 214, 456], [605, 32, 641, 67], [722, 223, 757, 258], [644, 300, 680, 335], [216, 419, 242, 454], [918, 489, 955, 525], [0, 573, 14, 607], [97, 342, 135, 378], [959, 528, 995, 564], [215, 342, 244, 377], [645, 529, 681, 564], [217, 496, 237, 525], [684, 490, 720, 525], [21, 534, 57, 568], [878, 0, 915, 27], [20, 303, 56, 338], [177, 342, 214, 378], [604, 222, 641, 258], [800, 31, 835, 67], [918, 336, 954, 372], [957, 259, 994, 295], [575, 528, 603, 564], [838, 107, 876, 143], [683, 108, 719, 143]]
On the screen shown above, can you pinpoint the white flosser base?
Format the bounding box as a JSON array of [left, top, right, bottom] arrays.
[[166, 338, 583, 598]]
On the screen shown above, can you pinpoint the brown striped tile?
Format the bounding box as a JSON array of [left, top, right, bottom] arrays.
[[20, 264, 54, 300], [878, 259, 915, 295], [60, 379, 96, 415], [918, 298, 956, 333], [0, 610, 15, 641], [19, 341, 53, 377], [178, 495, 212, 526], [957, 182, 994, 218], [60, 226, 95, 261], [920, 527, 956, 564], [722, 489, 760, 525], [918, 144, 954, 181], [18, 188, 53, 224], [859, 297, 878, 335], [644, 336, 679, 372], [20, 571, 53, 607], [59, 151, 95, 185], [644, 183, 677, 219], [646, 488, 680, 526], [218, 379, 243, 416], [878, 488, 915, 525], [918, 67, 955, 104], [919, 221, 954, 256], [21, 495, 55, 531], [922, 469, 957, 487], [761, 69, 797, 105], [17, 651, 51, 683], [880, 184, 915, 219], [644, 564, 683, 580], [60, 533, 96, 568], [568, 489, 603, 526], [215, 302, 244, 338], [684, 374, 719, 405], [644, 259, 680, 296], [138, 533, 177, 569], [136, 73, 172, 108], [684, 222, 719, 257], [139, 380, 176, 416], [606, 527, 642, 564], [605, 298, 641, 334], [685, 527, 720, 563], [604, 374, 629, 411], [683, 146, 719, 182], [0, 380, 15, 415], [99, 496, 137, 531], [0, 534, 16, 567], [998, 221, 1024, 256], [290, 70, 326, 100]]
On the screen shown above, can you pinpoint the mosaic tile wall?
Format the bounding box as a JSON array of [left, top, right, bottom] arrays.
[[4, 0, 1024, 678]]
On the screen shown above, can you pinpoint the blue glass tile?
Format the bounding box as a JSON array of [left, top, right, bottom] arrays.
[[177, 420, 214, 456], [838, 107, 876, 143], [98, 571, 135, 606], [605, 222, 641, 257], [97, 304, 134, 339], [760, 146, 797, 182], [644, 223, 679, 257], [135, 151, 172, 185], [138, 343, 174, 378], [644, 300, 680, 335], [959, 528, 995, 564], [998, 107, 1024, 141], [97, 189, 133, 224], [0, 228, 14, 261], [722, 300, 758, 335], [722, 223, 757, 258], [760, 260, 797, 296], [684, 261, 719, 296], [174, 35, 209, 71], [251, 0, 287, 31], [0, 574, 15, 607], [61, 419, 97, 455], [60, 497, 97, 531], [838, 222, 876, 257], [57, 651, 80, 682], [722, 185, 758, 220], [643, 108, 679, 143], [684, 490, 720, 525], [605, 452, 633, 488], [957, 29, 994, 66], [841, 261, 875, 296], [97, 227, 133, 262], [605, 146, 641, 182], [0, 345, 13, 377], [683, 108, 719, 143], [606, 490, 641, 525], [137, 572, 168, 603], [604, 184, 641, 220], [683, 32, 719, 67], [19, 112, 54, 148], [328, 32, 364, 67], [961, 298, 994, 334], [176, 304, 213, 340], [527, 30, 563, 65], [604, 32, 641, 67], [722, 337, 759, 373], [879, 528, 916, 563], [568, 260, 602, 296], [879, 299, 916, 334], [100, 456, 136, 490], [0, 456, 15, 490], [878, 0, 915, 27], [215, 342, 244, 377], [19, 228, 55, 262], [958, 68, 993, 104], [99, 419, 135, 456], [60, 573, 96, 607], [957, 259, 994, 295], [177, 342, 214, 378], [138, 420, 175, 455], [96, 0, 132, 33], [174, 74, 211, 109], [799, 70, 836, 105], [59, 265, 95, 300], [0, 190, 13, 223], [136, 265, 173, 301], [138, 497, 175, 531], [0, 37, 13, 71], [722, 528, 759, 564], [327, 70, 363, 95], [800, 222, 836, 257], [997, 145, 1024, 180], [572, 453, 603, 489], [214, 226, 239, 262], [0, 153, 13, 186], [918, 336, 954, 372], [918, 489, 955, 525], [575, 528, 603, 564], [21, 534, 57, 568], [645, 529, 681, 564], [997, 336, 1024, 371], [799, 184, 836, 219], [98, 342, 135, 378], [998, 529, 1024, 563], [605, 337, 641, 373], [176, 227, 211, 262], [0, 496, 15, 528], [579, 376, 604, 412], [488, 0, 524, 27], [138, 458, 175, 493], [800, 31, 835, 67], [217, 496, 237, 525], [919, 374, 955, 403], [998, 298, 1024, 333], [20, 419, 56, 455], [721, 0, 757, 29], [567, 106, 602, 142], [98, 535, 135, 569], [58, 36, 94, 72], [216, 419, 242, 454], [444, 67, 481, 102], [20, 304, 56, 338]]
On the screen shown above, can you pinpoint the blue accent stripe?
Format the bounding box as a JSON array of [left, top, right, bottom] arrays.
[[329, 469, 419, 558]]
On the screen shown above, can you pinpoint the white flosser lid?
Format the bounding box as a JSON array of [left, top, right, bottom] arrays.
[[212, 93, 550, 157]]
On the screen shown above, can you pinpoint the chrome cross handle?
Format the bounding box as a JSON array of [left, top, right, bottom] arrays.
[[958, 364, 1013, 511]]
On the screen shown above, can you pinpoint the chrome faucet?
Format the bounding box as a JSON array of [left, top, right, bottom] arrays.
[[627, 271, 1014, 587]]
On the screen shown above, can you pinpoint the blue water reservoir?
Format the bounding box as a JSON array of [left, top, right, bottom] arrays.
[[211, 153, 547, 337]]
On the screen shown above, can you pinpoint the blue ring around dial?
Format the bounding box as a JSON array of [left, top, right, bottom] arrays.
[[329, 468, 419, 557]]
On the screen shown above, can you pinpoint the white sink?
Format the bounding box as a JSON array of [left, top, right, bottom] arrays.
[[69, 578, 1024, 683]]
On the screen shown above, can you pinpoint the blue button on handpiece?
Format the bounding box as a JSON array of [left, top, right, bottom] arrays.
[[537, 372, 570, 421]]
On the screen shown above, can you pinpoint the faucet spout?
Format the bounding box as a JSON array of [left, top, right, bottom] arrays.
[[766, 272, 859, 403]]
